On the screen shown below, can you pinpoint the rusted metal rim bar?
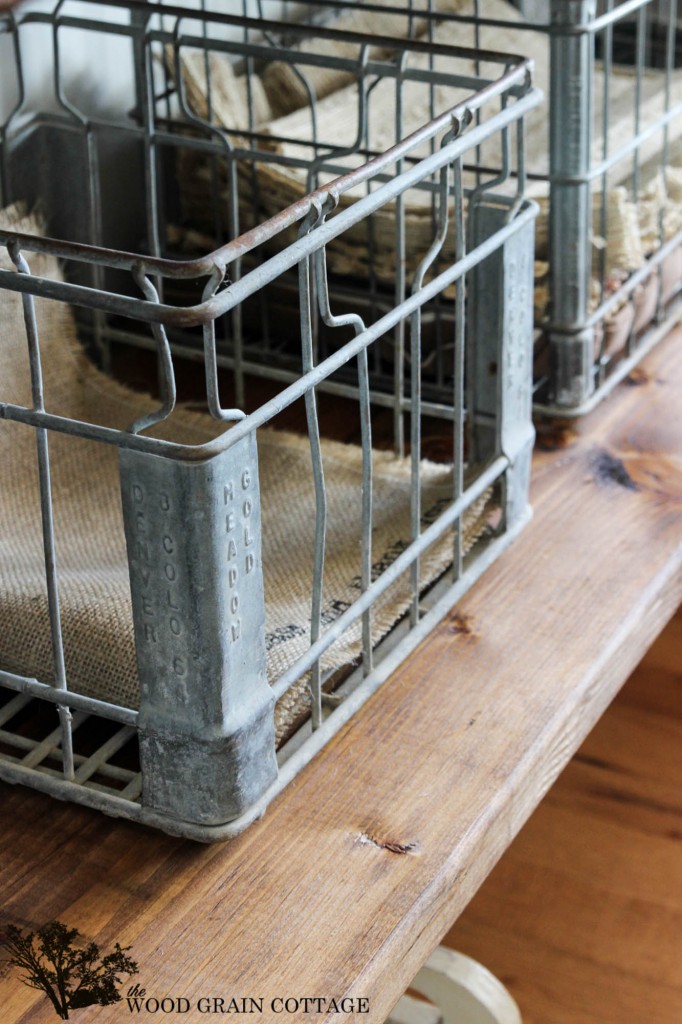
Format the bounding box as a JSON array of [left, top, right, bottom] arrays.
[[0, 48, 532, 284], [0, 88, 540, 320], [0, 65, 535, 281], [0, 200, 539, 462]]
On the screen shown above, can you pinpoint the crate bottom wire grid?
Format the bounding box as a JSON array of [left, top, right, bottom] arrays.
[[0, 3, 539, 841]]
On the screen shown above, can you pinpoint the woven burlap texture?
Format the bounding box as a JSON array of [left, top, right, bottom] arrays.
[[260, 0, 447, 118], [0, 207, 492, 747], [168, 47, 273, 131], [176, 0, 682, 289]]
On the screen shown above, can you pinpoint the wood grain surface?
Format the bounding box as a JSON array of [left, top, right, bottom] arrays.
[[0, 329, 681, 1024], [445, 608, 682, 1024]]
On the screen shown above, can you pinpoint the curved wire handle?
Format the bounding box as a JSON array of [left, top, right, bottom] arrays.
[[201, 264, 246, 423], [127, 266, 178, 435]]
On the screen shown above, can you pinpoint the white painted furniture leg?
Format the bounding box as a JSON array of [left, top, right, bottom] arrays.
[[387, 946, 522, 1024]]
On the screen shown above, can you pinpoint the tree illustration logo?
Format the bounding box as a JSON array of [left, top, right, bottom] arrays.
[[1, 920, 138, 1020]]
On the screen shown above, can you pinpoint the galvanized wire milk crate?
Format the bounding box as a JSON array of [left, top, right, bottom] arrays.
[[0, 1, 539, 840], [433, 0, 682, 413]]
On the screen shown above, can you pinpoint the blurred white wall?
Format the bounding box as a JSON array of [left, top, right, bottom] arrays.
[[0, 1, 294, 124]]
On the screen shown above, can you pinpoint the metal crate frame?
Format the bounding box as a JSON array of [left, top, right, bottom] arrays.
[[434, 0, 682, 414], [0, 1, 540, 840]]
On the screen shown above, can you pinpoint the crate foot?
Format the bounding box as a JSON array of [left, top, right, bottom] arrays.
[[387, 946, 521, 1024]]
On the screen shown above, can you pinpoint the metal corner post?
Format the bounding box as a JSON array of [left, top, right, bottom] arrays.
[[119, 431, 278, 827], [467, 197, 536, 529], [549, 0, 597, 407]]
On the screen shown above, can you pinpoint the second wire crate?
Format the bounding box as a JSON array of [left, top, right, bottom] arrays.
[[436, 0, 682, 413]]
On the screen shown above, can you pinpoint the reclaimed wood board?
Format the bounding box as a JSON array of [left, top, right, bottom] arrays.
[[445, 608, 682, 1024]]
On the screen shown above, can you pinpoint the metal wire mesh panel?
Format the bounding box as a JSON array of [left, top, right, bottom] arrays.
[[426, 0, 682, 413], [0, 1, 539, 840]]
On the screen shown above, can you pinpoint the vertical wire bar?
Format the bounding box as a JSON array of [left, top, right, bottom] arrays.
[[429, 0, 448, 397], [134, 10, 163, 299], [662, 0, 676, 181], [408, 305, 422, 628], [406, 0, 416, 40], [9, 245, 74, 781], [633, 1, 646, 200], [474, 0, 482, 188], [238, 0, 264, 375], [300, 46, 370, 370], [0, 126, 8, 211], [516, 97, 527, 201], [51, 7, 106, 366], [200, 0, 213, 123], [253, 1, 277, 350], [598, 5, 612, 311], [226, 0, 261, 408], [548, 0, 595, 407], [360, 66, 379, 364], [452, 157, 465, 582], [158, 5, 173, 125], [424, 1, 436, 291], [226, 155, 244, 407], [1, 16, 24, 224], [199, 0, 224, 264], [84, 129, 106, 365], [407, 134, 456, 625], [358, 348, 373, 677], [200, 269, 246, 423], [595, 5, 613, 381], [408, 295, 425, 625], [132, 5, 168, 414], [172, 27, 243, 405], [128, 270, 178, 434], [659, 0, 677, 319], [197, 0, 237, 399], [299, 251, 326, 730], [313, 234, 372, 675], [393, 53, 407, 457], [628, 1, 647, 355]]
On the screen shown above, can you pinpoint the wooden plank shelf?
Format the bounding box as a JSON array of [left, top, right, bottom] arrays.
[[1, 328, 680, 1024], [444, 608, 682, 1023]]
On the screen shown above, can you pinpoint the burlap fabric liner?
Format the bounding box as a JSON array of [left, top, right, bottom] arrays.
[[175, 2, 497, 282], [0, 207, 493, 747], [168, 48, 272, 132], [260, 0, 445, 118], [176, 0, 682, 288], [171, 0, 467, 125], [533, 168, 682, 332]]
